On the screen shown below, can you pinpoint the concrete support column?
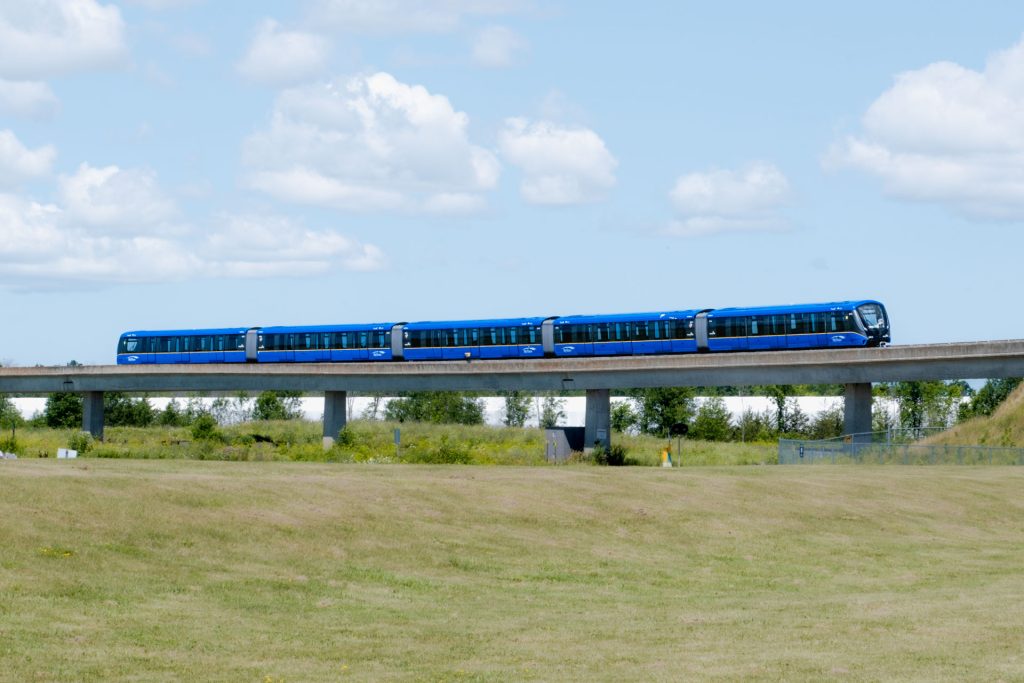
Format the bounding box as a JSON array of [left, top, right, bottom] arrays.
[[322, 390, 348, 448], [83, 391, 104, 441], [843, 383, 872, 443], [584, 389, 611, 452]]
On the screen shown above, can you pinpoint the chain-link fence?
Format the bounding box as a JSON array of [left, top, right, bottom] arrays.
[[779, 437, 1024, 465]]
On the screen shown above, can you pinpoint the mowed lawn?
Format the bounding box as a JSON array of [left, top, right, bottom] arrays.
[[2, 462, 1023, 682]]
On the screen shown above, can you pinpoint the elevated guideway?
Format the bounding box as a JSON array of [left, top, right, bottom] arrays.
[[3, 340, 1024, 447]]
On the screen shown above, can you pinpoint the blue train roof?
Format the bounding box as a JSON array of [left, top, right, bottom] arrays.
[[404, 316, 549, 330], [120, 327, 250, 338], [555, 310, 699, 325], [261, 323, 396, 334], [707, 300, 884, 317]]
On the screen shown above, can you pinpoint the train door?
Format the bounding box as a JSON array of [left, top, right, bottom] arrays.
[[695, 311, 710, 352]]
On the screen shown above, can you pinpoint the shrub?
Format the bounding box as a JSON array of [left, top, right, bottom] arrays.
[[593, 443, 628, 466], [67, 432, 92, 454], [191, 414, 221, 442]]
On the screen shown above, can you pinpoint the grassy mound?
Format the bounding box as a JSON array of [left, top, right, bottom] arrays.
[[924, 382, 1024, 447]]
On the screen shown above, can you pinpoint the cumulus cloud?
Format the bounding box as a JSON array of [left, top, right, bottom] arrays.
[[0, 130, 56, 186], [0, 195, 386, 288], [0, 79, 59, 119], [826, 37, 1024, 219], [0, 193, 200, 285], [667, 162, 790, 236], [237, 19, 330, 86], [306, 0, 526, 34], [202, 214, 386, 276], [122, 0, 202, 9], [472, 25, 527, 68], [498, 118, 616, 204], [0, 1, 127, 79], [0, 162, 385, 289], [58, 164, 179, 233], [242, 72, 500, 212]]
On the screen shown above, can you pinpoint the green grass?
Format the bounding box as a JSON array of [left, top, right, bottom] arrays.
[[2, 461, 1023, 681], [3, 419, 778, 466]]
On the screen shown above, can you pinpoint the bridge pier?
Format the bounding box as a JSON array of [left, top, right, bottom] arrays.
[[83, 391, 104, 441], [322, 390, 348, 448], [584, 389, 611, 452], [843, 383, 872, 443]]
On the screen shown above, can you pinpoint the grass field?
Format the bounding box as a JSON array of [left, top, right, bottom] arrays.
[[2, 461, 1023, 681]]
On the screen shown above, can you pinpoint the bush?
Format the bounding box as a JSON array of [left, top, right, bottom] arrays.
[[191, 414, 221, 441], [67, 432, 92, 454], [593, 443, 628, 466]]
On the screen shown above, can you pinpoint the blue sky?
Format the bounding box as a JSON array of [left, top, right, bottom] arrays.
[[2, 1, 1023, 365]]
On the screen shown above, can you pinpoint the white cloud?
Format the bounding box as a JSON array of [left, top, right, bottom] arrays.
[[237, 19, 330, 87], [58, 163, 178, 233], [122, 0, 202, 9], [667, 162, 790, 236], [498, 117, 616, 204], [0, 193, 199, 285], [0, 1, 127, 79], [827, 37, 1024, 219], [472, 25, 526, 68], [243, 72, 500, 212], [0, 79, 59, 119], [202, 214, 385, 276], [0, 130, 56, 186], [0, 189, 386, 289], [306, 0, 527, 34]]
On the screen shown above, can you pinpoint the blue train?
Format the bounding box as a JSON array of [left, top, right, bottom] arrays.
[[116, 300, 890, 364]]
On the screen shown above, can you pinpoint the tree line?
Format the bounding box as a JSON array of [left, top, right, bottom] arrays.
[[1, 371, 1020, 443]]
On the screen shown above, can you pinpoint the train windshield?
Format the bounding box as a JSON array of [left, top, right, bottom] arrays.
[[856, 303, 887, 329]]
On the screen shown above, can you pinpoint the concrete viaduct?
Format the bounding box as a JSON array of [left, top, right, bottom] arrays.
[[3, 340, 1024, 448]]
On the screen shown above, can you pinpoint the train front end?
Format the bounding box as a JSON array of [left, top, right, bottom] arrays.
[[855, 301, 890, 346]]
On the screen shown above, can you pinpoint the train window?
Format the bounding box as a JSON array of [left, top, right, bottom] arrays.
[[122, 338, 138, 353], [857, 303, 884, 327]]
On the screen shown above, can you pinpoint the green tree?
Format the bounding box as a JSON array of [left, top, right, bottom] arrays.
[[610, 400, 638, 434], [44, 392, 83, 428], [538, 395, 566, 429], [733, 408, 775, 442], [690, 397, 732, 441], [501, 390, 531, 427], [763, 385, 794, 434], [808, 403, 844, 440], [959, 378, 1021, 420], [384, 391, 485, 425], [158, 399, 190, 427], [629, 387, 695, 437], [104, 393, 155, 427], [0, 394, 23, 428], [253, 391, 304, 421], [876, 381, 968, 436]]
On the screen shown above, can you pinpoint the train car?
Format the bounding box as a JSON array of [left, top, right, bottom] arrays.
[[115, 299, 889, 364], [258, 323, 397, 362], [552, 310, 699, 357], [400, 317, 551, 361], [117, 327, 252, 364], [699, 300, 889, 352]]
